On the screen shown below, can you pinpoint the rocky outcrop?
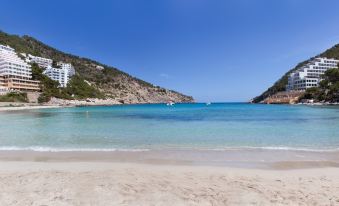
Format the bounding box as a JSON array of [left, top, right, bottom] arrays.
[[260, 91, 304, 104], [26, 92, 40, 103], [97, 75, 193, 104], [47, 97, 121, 106]]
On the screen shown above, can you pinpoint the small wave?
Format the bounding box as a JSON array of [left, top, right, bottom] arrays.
[[196, 146, 339, 152], [0, 146, 150, 152], [0, 146, 338, 153]]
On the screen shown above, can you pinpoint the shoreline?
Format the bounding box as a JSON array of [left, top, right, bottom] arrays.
[[0, 101, 195, 112], [0, 104, 64, 111], [256, 101, 339, 106], [2, 101, 339, 112], [1, 149, 339, 170]]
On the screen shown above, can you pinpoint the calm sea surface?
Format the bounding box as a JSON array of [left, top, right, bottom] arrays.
[[1, 103, 339, 151]]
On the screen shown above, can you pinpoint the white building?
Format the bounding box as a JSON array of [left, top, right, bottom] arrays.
[[43, 66, 69, 87], [286, 57, 339, 91], [0, 45, 32, 79], [0, 75, 8, 94], [25, 54, 53, 68], [0, 44, 40, 91], [57, 62, 75, 77]]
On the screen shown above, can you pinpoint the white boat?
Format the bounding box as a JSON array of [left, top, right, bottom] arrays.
[[206, 102, 211, 105], [166, 102, 175, 106]]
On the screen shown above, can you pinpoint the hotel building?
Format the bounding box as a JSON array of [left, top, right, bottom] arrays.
[[43, 66, 69, 87], [57, 61, 75, 77], [0, 75, 8, 95], [0, 45, 40, 92], [25, 54, 53, 68], [286, 57, 339, 91]]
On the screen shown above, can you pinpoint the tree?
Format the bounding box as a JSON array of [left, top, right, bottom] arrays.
[[302, 67, 339, 102]]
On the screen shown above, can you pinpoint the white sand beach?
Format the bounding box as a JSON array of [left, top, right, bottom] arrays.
[[0, 105, 62, 111], [0, 160, 339, 206]]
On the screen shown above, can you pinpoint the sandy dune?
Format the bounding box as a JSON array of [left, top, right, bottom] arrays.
[[0, 162, 339, 206]]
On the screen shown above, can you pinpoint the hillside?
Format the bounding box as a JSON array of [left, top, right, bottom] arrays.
[[0, 30, 194, 104], [252, 44, 339, 103]]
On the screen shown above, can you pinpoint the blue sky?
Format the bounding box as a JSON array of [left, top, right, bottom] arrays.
[[1, 0, 339, 102]]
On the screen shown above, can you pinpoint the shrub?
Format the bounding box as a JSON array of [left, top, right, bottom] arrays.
[[0, 92, 28, 102]]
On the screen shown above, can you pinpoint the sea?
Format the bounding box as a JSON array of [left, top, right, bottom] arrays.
[[1, 103, 339, 152]]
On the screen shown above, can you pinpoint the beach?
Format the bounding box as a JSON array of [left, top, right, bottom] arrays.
[[2, 1, 339, 205], [0, 97, 123, 112], [1, 104, 339, 205], [0, 159, 339, 206], [0, 105, 63, 111], [0, 150, 339, 205]]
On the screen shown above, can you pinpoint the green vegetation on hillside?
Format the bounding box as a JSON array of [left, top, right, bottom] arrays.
[[0, 92, 28, 102], [64, 76, 105, 99], [301, 68, 339, 102], [252, 44, 339, 103], [30, 63, 104, 103]]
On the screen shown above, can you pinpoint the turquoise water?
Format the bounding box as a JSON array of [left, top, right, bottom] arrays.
[[1, 103, 339, 151]]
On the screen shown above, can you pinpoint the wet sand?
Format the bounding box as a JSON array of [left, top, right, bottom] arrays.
[[1, 149, 339, 169]]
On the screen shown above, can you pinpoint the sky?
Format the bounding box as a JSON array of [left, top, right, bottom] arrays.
[[1, 0, 339, 102]]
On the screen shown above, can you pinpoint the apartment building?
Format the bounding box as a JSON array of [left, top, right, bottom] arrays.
[[25, 54, 53, 68], [286, 57, 339, 91], [43, 66, 69, 87], [0, 75, 8, 95], [57, 61, 75, 77], [0, 44, 40, 92]]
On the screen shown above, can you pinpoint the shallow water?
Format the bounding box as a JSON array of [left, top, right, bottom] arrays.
[[1, 103, 339, 151]]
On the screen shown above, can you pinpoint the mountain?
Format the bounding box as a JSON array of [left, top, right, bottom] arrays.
[[252, 44, 339, 103], [0, 30, 194, 104]]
